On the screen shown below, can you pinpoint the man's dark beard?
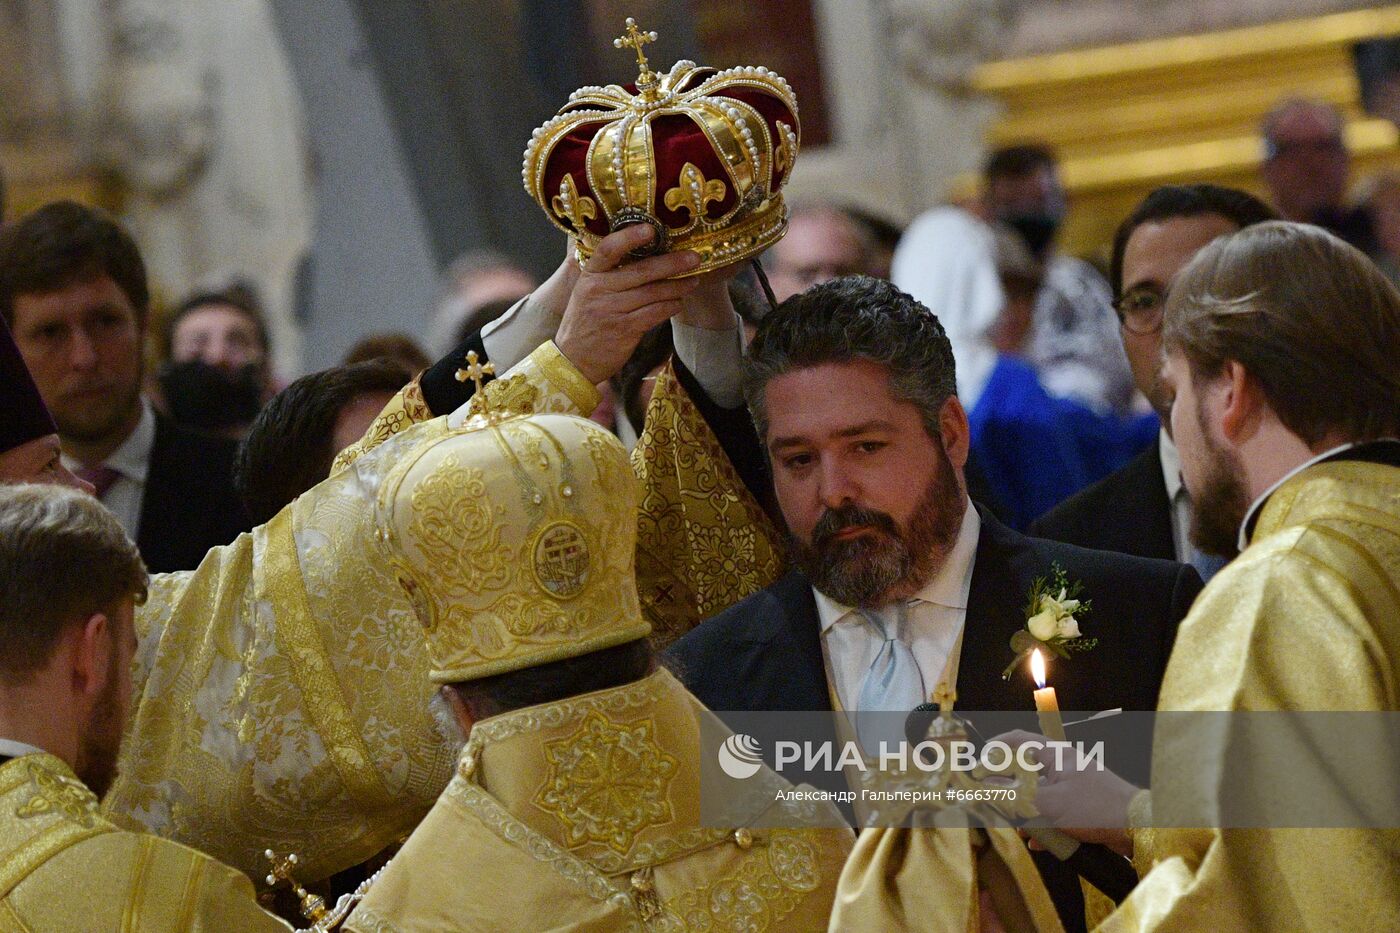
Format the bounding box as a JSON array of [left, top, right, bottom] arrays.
[[792, 447, 964, 608], [1187, 406, 1249, 559], [77, 654, 124, 798]]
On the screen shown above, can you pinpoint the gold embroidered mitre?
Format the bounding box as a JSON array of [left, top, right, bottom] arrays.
[[522, 17, 800, 276], [377, 412, 650, 683]]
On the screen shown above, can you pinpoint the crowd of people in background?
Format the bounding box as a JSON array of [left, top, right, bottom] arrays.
[[0, 95, 1393, 574]]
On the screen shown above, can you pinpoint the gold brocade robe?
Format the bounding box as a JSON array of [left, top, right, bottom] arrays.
[[343, 669, 853, 933], [0, 754, 289, 932], [629, 363, 785, 644], [103, 343, 785, 884], [829, 826, 1064, 933], [1101, 460, 1400, 932], [103, 344, 606, 883]]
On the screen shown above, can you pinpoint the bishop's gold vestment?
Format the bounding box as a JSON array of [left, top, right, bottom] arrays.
[[1101, 460, 1400, 931], [0, 753, 289, 931], [102, 343, 786, 885], [103, 344, 606, 883], [343, 669, 853, 932]]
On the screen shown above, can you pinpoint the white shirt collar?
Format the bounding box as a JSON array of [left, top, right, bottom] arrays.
[[1236, 441, 1358, 552], [61, 397, 155, 483], [106, 398, 156, 482], [0, 737, 48, 759], [1158, 427, 1182, 501], [815, 498, 981, 633]]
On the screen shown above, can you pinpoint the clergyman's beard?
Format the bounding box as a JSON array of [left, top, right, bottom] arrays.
[[1187, 411, 1249, 559], [77, 656, 124, 798], [793, 453, 963, 609]]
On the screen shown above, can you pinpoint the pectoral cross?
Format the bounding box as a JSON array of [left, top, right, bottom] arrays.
[[614, 17, 660, 93], [264, 849, 328, 923], [932, 682, 957, 716]]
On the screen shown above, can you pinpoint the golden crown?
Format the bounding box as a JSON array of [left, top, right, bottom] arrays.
[[377, 413, 649, 684], [522, 18, 801, 276]]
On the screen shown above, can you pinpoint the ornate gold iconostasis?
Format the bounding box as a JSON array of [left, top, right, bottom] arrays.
[[970, 5, 1400, 262]]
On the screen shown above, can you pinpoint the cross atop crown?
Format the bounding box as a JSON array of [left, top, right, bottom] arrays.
[[614, 17, 660, 95]]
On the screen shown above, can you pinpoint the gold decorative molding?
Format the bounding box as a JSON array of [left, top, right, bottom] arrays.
[[974, 7, 1400, 91], [970, 6, 1400, 259]]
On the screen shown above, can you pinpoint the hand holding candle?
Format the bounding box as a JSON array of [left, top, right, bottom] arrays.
[[1030, 648, 1067, 741]]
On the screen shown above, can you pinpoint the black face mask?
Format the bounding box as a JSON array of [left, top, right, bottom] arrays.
[[158, 360, 264, 431], [1003, 211, 1063, 260]]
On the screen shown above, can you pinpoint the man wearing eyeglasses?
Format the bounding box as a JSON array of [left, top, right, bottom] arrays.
[[1261, 97, 1380, 257], [1030, 185, 1275, 580]]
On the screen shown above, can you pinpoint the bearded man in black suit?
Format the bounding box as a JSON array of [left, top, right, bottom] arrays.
[[666, 276, 1202, 932]]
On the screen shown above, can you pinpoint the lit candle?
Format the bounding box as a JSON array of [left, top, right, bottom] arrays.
[[1030, 649, 1067, 742]]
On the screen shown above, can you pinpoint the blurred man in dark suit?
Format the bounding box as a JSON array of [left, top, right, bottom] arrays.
[[0, 202, 250, 572], [1030, 185, 1275, 581], [1260, 97, 1379, 256]]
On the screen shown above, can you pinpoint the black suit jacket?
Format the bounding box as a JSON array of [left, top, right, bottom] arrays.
[[666, 508, 1201, 932], [1029, 438, 1175, 562], [137, 415, 252, 573]]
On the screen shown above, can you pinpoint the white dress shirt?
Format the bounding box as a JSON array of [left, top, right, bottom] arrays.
[[814, 499, 981, 712], [670, 314, 746, 408], [479, 296, 557, 374], [0, 737, 47, 760], [480, 297, 748, 409], [62, 398, 156, 540]]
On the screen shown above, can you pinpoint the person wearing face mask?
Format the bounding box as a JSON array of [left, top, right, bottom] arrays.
[[158, 287, 275, 440], [983, 144, 1137, 418]]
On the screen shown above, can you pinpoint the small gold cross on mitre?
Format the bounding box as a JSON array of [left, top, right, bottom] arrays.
[[454, 349, 494, 391], [456, 349, 511, 428], [614, 17, 660, 94]]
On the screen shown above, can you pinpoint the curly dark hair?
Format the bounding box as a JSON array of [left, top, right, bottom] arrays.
[[742, 275, 957, 441]]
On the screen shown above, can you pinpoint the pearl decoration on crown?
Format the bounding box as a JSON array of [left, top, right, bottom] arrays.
[[521, 18, 800, 276]]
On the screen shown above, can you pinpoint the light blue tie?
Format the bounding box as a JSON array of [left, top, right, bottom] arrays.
[[1188, 544, 1228, 582], [855, 603, 926, 754]]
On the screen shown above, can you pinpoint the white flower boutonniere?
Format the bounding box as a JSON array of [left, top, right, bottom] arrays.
[[1002, 562, 1096, 679]]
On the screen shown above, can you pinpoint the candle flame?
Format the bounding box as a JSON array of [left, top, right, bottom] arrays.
[[1030, 648, 1047, 688]]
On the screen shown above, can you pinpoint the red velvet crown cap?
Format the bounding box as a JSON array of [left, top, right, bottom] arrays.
[[523, 27, 800, 276]]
